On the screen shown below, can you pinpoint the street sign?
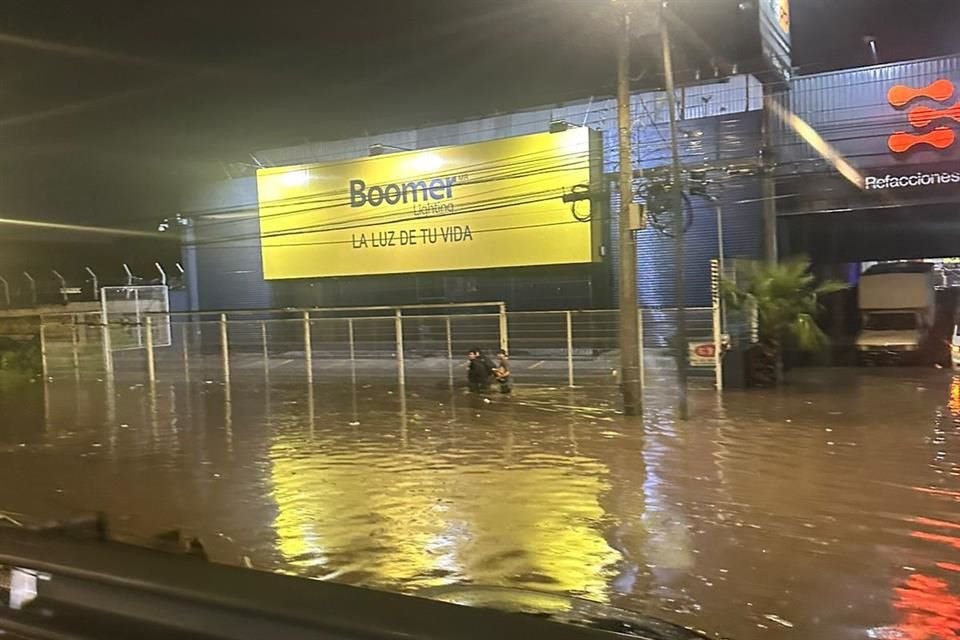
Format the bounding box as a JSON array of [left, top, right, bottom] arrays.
[[689, 341, 717, 367]]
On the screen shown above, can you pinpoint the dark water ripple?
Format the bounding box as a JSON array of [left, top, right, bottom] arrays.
[[0, 368, 958, 639]]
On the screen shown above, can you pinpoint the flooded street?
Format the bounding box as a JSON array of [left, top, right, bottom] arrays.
[[1, 370, 959, 639]]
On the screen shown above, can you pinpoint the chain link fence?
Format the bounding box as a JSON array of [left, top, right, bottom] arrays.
[[40, 303, 721, 389]]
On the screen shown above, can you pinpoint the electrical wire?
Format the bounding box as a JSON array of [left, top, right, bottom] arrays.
[[191, 146, 595, 228], [110, 59, 960, 249], [188, 158, 597, 247]]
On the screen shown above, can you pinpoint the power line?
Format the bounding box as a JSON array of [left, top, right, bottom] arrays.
[[194, 186, 590, 248], [191, 146, 594, 224]]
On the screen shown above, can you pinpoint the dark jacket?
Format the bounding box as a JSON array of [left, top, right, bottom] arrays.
[[468, 357, 493, 383]]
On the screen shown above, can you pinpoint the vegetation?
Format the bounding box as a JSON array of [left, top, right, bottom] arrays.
[[723, 257, 847, 384], [0, 337, 41, 376]]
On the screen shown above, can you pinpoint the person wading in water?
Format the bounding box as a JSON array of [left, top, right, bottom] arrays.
[[493, 349, 513, 394], [467, 348, 494, 393]]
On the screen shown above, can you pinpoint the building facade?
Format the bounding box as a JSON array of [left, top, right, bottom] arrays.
[[775, 55, 960, 268], [182, 52, 960, 313], [182, 76, 766, 312]]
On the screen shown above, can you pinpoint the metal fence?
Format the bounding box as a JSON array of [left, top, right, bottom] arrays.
[[40, 303, 721, 389]]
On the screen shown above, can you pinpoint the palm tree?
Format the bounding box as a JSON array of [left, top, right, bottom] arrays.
[[723, 257, 847, 384]]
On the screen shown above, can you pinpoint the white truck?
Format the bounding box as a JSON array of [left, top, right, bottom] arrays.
[[856, 263, 936, 364]]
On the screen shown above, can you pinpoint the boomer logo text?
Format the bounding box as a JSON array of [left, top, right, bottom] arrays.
[[349, 177, 457, 213]]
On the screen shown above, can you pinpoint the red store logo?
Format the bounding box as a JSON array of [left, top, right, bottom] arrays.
[[887, 79, 960, 153]]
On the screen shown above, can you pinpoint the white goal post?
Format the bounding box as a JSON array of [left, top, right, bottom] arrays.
[[100, 285, 172, 351]]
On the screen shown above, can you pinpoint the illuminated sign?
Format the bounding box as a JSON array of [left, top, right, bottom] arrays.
[[256, 129, 599, 280], [861, 155, 960, 194], [760, 0, 792, 79], [776, 0, 790, 35], [887, 79, 959, 153], [865, 169, 960, 190]]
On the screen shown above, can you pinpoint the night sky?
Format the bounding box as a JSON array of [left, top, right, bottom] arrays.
[[0, 0, 956, 240]]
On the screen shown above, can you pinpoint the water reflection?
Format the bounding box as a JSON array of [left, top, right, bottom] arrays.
[[2, 368, 960, 639], [892, 572, 960, 640], [881, 376, 960, 640], [268, 394, 621, 598]]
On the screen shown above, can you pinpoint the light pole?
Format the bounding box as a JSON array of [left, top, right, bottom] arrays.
[[659, 7, 689, 420], [700, 190, 727, 335], [690, 173, 725, 288]]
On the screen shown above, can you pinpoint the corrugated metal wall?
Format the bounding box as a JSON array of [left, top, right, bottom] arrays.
[[774, 55, 960, 172], [772, 55, 960, 263], [608, 111, 765, 307], [255, 75, 762, 169], [182, 178, 273, 310]]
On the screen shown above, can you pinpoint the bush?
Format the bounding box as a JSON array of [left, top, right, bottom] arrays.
[[0, 337, 41, 376], [722, 257, 847, 385]]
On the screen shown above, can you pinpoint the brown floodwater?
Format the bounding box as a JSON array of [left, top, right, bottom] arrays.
[[0, 369, 958, 640]]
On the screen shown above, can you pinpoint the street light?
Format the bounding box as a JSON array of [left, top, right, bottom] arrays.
[[863, 36, 879, 64]]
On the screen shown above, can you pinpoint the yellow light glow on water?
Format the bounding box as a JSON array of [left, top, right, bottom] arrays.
[[949, 377, 960, 417], [269, 440, 621, 597]]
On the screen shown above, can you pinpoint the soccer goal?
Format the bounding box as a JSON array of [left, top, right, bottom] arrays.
[[100, 285, 172, 351]]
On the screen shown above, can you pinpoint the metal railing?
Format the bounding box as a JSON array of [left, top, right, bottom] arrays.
[[40, 303, 720, 389]]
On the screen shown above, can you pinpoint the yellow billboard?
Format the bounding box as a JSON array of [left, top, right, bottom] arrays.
[[256, 128, 600, 280]]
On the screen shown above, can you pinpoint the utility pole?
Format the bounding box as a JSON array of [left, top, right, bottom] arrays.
[[616, 3, 643, 417], [660, 10, 689, 420], [761, 85, 779, 264]]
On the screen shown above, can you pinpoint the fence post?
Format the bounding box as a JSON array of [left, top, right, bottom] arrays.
[[23, 272, 36, 307], [71, 320, 80, 380], [498, 303, 509, 352], [85, 267, 99, 301], [348, 318, 356, 362], [39, 322, 49, 379], [395, 309, 406, 387], [566, 310, 574, 388], [220, 313, 231, 385], [445, 316, 453, 387], [711, 258, 724, 392], [145, 316, 156, 384], [637, 308, 646, 389], [52, 270, 67, 305], [133, 288, 143, 347], [261, 321, 269, 379], [181, 323, 191, 383], [101, 318, 114, 380], [303, 311, 313, 384]]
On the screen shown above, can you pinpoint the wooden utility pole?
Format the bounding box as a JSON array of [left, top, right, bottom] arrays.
[[616, 4, 643, 416]]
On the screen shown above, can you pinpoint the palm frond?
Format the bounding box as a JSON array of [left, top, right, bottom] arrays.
[[724, 257, 847, 353]]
